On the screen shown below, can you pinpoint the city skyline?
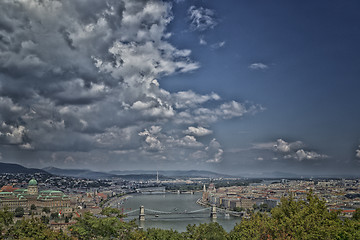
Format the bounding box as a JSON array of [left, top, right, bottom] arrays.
[[0, 0, 359, 176]]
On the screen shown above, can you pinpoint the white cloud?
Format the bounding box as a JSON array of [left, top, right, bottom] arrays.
[[173, 135, 204, 148], [20, 143, 34, 150], [356, 146, 360, 158], [217, 101, 247, 119], [211, 41, 226, 49], [0, 0, 260, 168], [139, 127, 164, 152], [0, 122, 28, 145], [255, 138, 328, 162], [249, 63, 269, 70], [199, 36, 207, 45], [184, 126, 213, 137], [273, 139, 303, 153], [173, 90, 220, 109], [206, 138, 223, 163], [188, 6, 217, 31], [294, 149, 328, 161]]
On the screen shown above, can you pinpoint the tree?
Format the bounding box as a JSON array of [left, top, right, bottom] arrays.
[[229, 192, 360, 240], [145, 228, 183, 240], [41, 215, 50, 224], [69, 212, 140, 239], [14, 207, 24, 218], [233, 207, 244, 212], [4, 218, 71, 240], [0, 207, 14, 234], [100, 207, 125, 218], [353, 208, 360, 221], [184, 222, 228, 240], [42, 207, 50, 214], [259, 203, 271, 212], [50, 212, 59, 220], [30, 204, 37, 210]]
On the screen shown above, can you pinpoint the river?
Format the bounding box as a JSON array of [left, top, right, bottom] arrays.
[[115, 192, 241, 232]]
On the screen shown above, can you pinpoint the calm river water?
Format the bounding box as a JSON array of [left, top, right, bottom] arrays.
[[117, 192, 241, 232]]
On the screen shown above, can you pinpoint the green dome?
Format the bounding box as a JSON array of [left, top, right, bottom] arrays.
[[28, 179, 37, 186]]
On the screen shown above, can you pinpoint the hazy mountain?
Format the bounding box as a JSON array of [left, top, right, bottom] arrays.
[[0, 162, 48, 174], [109, 170, 234, 178], [43, 167, 117, 179]]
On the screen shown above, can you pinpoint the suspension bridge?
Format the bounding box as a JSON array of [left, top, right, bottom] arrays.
[[121, 205, 243, 221]]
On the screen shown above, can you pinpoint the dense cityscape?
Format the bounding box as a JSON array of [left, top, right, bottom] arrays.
[[0, 170, 359, 235]]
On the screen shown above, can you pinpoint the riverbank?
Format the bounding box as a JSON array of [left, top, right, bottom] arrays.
[[196, 198, 243, 217]]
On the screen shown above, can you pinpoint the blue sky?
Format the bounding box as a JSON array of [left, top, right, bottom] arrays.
[[160, 0, 360, 176], [0, 0, 359, 176]]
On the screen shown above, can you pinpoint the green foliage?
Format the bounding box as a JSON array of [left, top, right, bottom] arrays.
[[233, 207, 244, 212], [229, 212, 272, 240], [30, 204, 37, 210], [4, 218, 71, 240], [229, 192, 360, 240], [42, 207, 50, 213], [100, 207, 125, 218], [41, 215, 50, 224], [69, 211, 139, 239], [50, 212, 59, 220], [145, 228, 184, 240], [0, 207, 14, 234], [353, 208, 360, 220], [14, 207, 24, 218], [185, 222, 228, 240]]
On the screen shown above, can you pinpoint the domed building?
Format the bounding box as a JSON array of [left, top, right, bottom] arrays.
[[28, 178, 38, 195], [0, 178, 72, 214]]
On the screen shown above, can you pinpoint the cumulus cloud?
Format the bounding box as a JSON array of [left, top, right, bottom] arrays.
[[273, 139, 303, 153], [184, 126, 213, 137], [205, 139, 224, 163], [188, 6, 217, 31], [294, 149, 328, 161], [249, 63, 269, 70], [254, 138, 328, 162], [356, 146, 360, 158], [173, 90, 220, 109], [0, 0, 259, 169]]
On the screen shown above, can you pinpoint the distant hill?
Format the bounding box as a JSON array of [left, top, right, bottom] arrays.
[[109, 170, 234, 178], [0, 162, 48, 174], [43, 167, 117, 179], [43, 167, 233, 179]]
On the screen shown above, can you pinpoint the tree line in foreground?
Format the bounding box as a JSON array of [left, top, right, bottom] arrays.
[[0, 192, 359, 239]]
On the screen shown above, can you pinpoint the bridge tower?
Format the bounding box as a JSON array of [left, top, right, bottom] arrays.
[[139, 205, 145, 221], [210, 205, 217, 219]]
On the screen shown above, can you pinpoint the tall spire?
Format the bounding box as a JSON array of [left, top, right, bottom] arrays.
[[156, 171, 159, 183]]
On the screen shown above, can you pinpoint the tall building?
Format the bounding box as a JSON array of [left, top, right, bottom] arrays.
[[202, 184, 208, 202]]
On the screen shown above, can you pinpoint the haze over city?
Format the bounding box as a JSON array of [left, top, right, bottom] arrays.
[[0, 0, 359, 177]]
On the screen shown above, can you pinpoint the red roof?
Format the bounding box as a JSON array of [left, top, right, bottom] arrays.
[[97, 193, 107, 199], [1, 185, 19, 192]]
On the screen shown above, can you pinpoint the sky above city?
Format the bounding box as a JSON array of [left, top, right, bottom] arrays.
[[0, 0, 359, 177]]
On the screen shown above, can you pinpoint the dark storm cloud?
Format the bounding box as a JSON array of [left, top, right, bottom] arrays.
[[0, 0, 259, 169]]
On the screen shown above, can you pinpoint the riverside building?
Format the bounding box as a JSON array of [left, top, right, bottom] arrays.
[[0, 178, 72, 214]]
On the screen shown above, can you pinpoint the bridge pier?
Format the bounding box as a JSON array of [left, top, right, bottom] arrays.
[[139, 205, 145, 221], [210, 205, 217, 219]]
